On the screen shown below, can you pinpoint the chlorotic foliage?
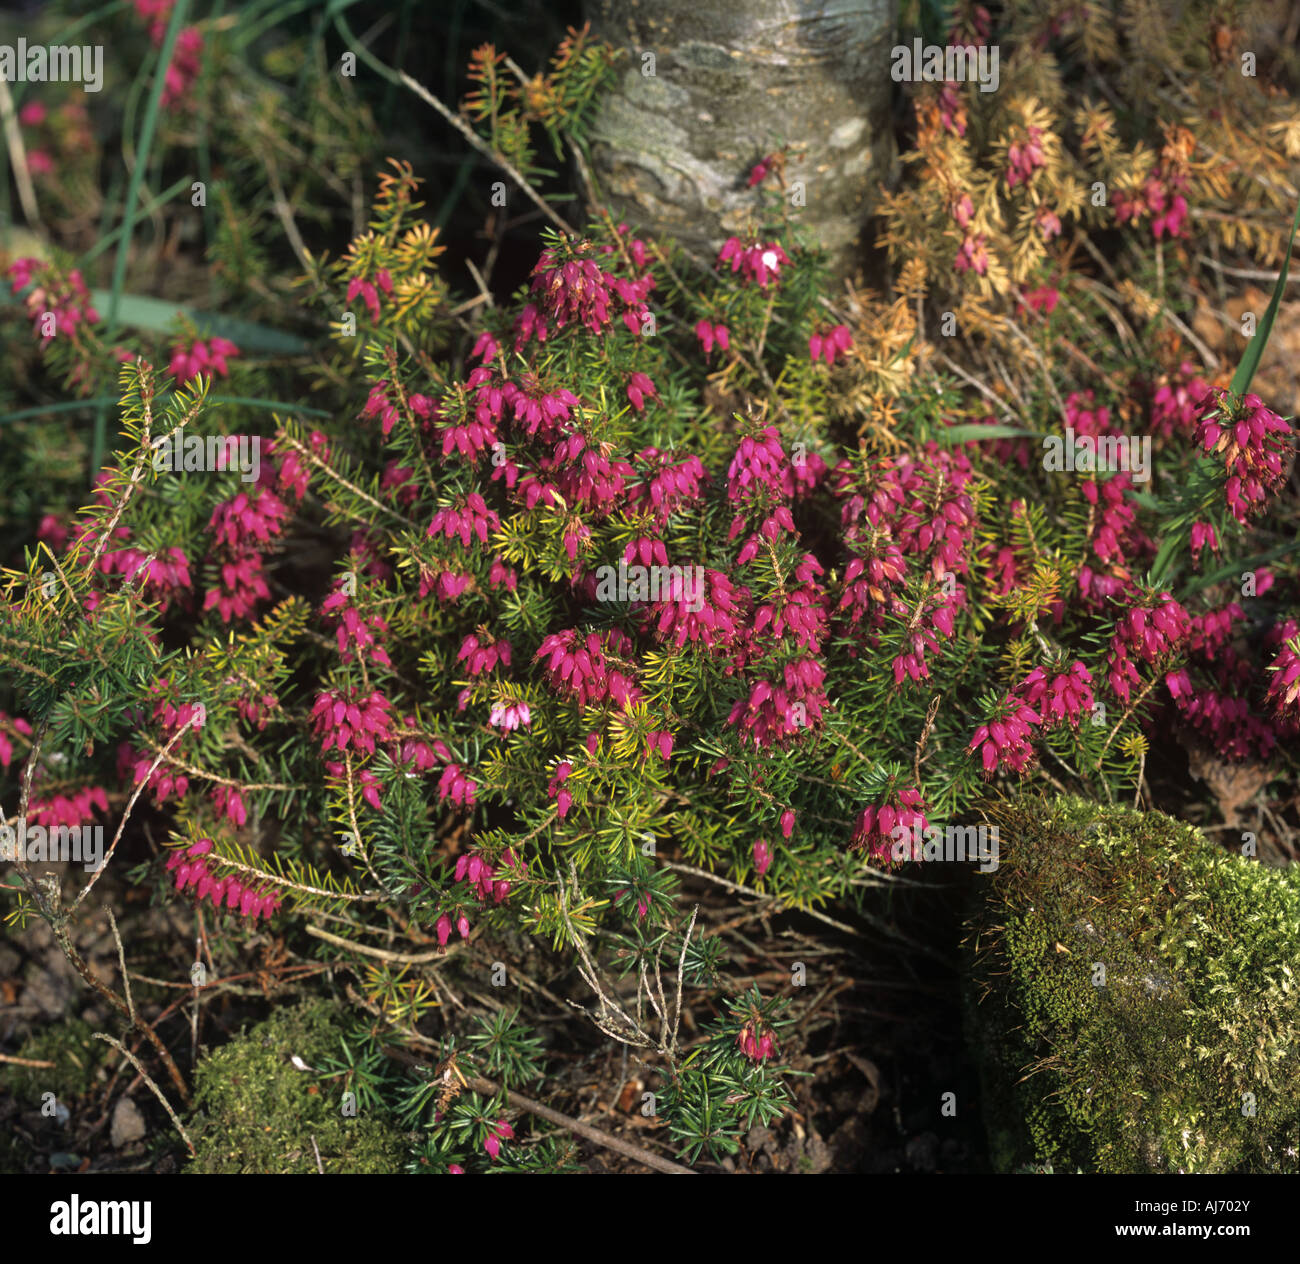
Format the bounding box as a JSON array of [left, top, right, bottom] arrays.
[[965, 795, 1300, 1174]]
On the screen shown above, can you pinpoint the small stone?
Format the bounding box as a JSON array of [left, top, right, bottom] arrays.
[[111, 1097, 147, 1148]]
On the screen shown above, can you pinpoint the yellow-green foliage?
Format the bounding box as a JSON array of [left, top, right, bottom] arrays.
[[187, 1000, 407, 1174], [966, 796, 1300, 1173], [0, 1018, 108, 1105]]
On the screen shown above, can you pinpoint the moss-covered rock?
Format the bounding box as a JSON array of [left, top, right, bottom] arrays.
[[187, 999, 408, 1174], [964, 795, 1300, 1174]]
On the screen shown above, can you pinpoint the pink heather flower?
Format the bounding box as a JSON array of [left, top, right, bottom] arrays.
[[780, 809, 795, 839], [726, 657, 828, 749], [808, 324, 852, 366], [7, 257, 100, 340], [644, 567, 748, 652], [1265, 639, 1300, 726], [850, 786, 928, 865], [168, 336, 239, 384], [324, 761, 383, 811], [448, 1164, 465, 1174], [437, 764, 477, 808], [1149, 362, 1211, 439], [488, 701, 532, 731], [1006, 126, 1046, 189], [209, 488, 287, 550], [0, 714, 33, 772], [547, 762, 574, 819], [457, 633, 512, 676], [211, 784, 248, 827], [346, 274, 385, 322], [1014, 662, 1095, 729], [625, 371, 657, 412], [165, 839, 280, 920], [536, 628, 641, 710], [484, 1118, 514, 1160], [753, 839, 773, 877], [747, 155, 772, 186], [428, 493, 501, 549], [1019, 285, 1059, 315], [737, 1022, 776, 1062], [19, 102, 47, 127], [470, 330, 499, 362], [1037, 207, 1062, 240], [1194, 389, 1292, 524], [1190, 521, 1219, 562], [202, 549, 271, 622], [627, 448, 706, 525], [954, 234, 989, 275], [717, 237, 791, 288], [28, 785, 109, 831], [310, 689, 393, 757], [968, 699, 1041, 778], [525, 238, 654, 340], [694, 320, 730, 355]]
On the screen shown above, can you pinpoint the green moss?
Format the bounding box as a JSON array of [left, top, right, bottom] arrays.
[[965, 795, 1300, 1174], [187, 1000, 408, 1174], [0, 1018, 108, 1105]]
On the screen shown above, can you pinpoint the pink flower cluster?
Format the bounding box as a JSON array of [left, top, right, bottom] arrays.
[[0, 713, 33, 772], [518, 234, 654, 344], [809, 325, 852, 366], [1194, 389, 1292, 524], [642, 567, 747, 652], [1006, 126, 1046, 188], [165, 839, 281, 920], [347, 269, 394, 322], [725, 657, 827, 748], [28, 785, 109, 831], [1265, 638, 1300, 729], [850, 786, 928, 865], [321, 581, 392, 669], [626, 448, 706, 526], [1114, 168, 1189, 239], [694, 321, 731, 355], [310, 689, 394, 756], [453, 848, 521, 905], [1106, 593, 1191, 704], [169, 337, 239, 384], [1015, 662, 1095, 728], [428, 493, 501, 548], [547, 762, 574, 818], [968, 696, 1041, 778], [6, 257, 99, 341], [717, 238, 790, 288], [536, 628, 641, 709]]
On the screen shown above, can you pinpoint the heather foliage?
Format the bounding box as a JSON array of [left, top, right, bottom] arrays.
[[1, 0, 1298, 1172]]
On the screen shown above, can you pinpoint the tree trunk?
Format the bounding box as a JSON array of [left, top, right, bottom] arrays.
[[584, 0, 897, 281]]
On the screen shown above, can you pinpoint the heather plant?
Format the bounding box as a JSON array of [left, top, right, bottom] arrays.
[[1, 0, 1298, 1174]]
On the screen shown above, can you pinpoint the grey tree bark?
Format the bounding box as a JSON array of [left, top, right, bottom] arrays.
[[584, 0, 898, 281]]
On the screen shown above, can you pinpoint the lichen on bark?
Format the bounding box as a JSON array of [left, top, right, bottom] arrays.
[[585, 0, 898, 279]]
